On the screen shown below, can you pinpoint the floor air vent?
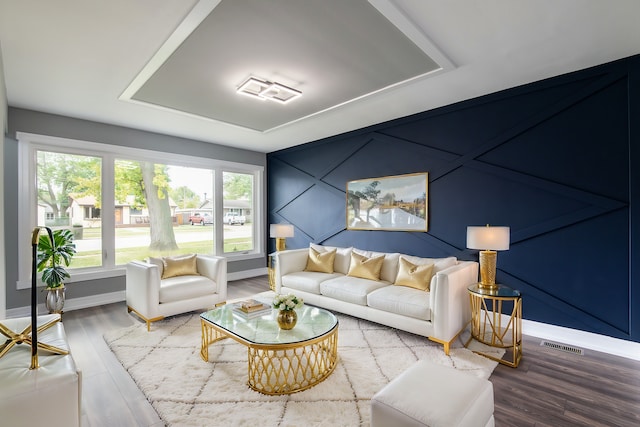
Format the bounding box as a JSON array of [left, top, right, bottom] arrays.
[[540, 340, 584, 355]]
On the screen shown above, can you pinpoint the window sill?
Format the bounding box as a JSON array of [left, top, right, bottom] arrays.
[[17, 267, 126, 290]]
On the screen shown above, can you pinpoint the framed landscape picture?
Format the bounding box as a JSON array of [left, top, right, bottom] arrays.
[[346, 172, 428, 231]]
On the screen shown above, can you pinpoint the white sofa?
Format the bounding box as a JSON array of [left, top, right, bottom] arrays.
[[126, 254, 227, 330], [274, 245, 478, 354]]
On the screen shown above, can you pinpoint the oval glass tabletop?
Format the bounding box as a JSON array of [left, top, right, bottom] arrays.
[[200, 299, 338, 345]]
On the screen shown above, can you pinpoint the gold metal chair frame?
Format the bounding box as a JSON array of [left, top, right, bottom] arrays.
[[0, 316, 69, 361], [201, 318, 339, 395]]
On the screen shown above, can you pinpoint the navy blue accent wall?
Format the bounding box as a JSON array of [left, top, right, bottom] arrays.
[[268, 55, 640, 343]]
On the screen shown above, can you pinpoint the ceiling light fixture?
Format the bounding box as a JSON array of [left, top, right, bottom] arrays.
[[237, 76, 302, 104]]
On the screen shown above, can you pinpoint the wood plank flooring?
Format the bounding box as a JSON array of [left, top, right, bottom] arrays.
[[59, 275, 640, 426]]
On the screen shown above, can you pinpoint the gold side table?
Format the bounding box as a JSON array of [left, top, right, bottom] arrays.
[[466, 284, 522, 368]]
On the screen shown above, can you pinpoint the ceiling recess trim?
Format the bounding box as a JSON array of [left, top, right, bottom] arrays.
[[118, 0, 455, 134], [119, 0, 222, 101], [368, 0, 455, 71]]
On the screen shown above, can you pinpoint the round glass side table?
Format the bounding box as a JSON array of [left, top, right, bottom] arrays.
[[465, 283, 522, 368]]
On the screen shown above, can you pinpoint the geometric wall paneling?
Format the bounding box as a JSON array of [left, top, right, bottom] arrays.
[[273, 133, 371, 180], [325, 133, 460, 189], [268, 54, 640, 342], [502, 211, 630, 338], [496, 270, 626, 340], [461, 161, 627, 240], [325, 137, 410, 185], [268, 157, 317, 213], [479, 78, 629, 201], [378, 74, 607, 155], [277, 183, 345, 243]]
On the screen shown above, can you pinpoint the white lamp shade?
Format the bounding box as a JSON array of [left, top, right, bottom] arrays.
[[467, 226, 510, 251], [270, 224, 294, 238]]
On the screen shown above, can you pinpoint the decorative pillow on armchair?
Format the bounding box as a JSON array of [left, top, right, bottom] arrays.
[[161, 254, 199, 279], [305, 247, 336, 273]]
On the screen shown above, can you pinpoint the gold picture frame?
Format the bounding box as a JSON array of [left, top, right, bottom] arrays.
[[346, 172, 428, 231]]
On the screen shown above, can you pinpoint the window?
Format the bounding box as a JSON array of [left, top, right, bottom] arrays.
[[223, 171, 254, 254], [36, 150, 103, 269], [84, 207, 101, 219], [17, 132, 264, 289]]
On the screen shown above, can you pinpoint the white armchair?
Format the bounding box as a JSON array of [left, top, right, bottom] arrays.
[[126, 254, 227, 330]]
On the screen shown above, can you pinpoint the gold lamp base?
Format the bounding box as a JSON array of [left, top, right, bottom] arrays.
[[275, 237, 287, 252], [478, 250, 498, 290]]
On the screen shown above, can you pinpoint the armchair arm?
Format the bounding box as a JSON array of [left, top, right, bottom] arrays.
[[430, 261, 478, 342], [126, 260, 162, 319], [196, 255, 227, 301], [274, 249, 309, 292]]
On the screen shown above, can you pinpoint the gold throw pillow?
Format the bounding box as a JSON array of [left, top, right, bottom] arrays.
[[347, 252, 384, 281], [305, 247, 336, 273], [161, 254, 199, 279], [394, 257, 434, 291]]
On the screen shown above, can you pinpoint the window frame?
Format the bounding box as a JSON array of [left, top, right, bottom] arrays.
[[16, 132, 264, 289]]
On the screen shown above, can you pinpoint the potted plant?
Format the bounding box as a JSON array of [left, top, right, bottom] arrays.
[[37, 228, 76, 314]]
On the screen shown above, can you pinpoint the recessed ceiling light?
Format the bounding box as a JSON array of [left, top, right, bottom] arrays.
[[237, 76, 302, 104]]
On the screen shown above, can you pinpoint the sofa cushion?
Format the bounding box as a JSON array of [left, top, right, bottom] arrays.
[[367, 285, 431, 321], [353, 249, 400, 283], [394, 257, 434, 291], [305, 247, 336, 273], [320, 276, 389, 305], [162, 254, 198, 279], [311, 244, 353, 274], [348, 252, 385, 281], [282, 271, 342, 295], [159, 275, 214, 303]]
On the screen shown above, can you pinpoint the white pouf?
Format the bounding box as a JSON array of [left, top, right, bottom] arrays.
[[0, 315, 81, 427], [371, 360, 494, 427]]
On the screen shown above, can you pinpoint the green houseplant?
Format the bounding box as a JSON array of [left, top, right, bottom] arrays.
[[37, 228, 77, 313]]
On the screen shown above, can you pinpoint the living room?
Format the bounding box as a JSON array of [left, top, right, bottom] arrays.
[[1, 1, 640, 426]]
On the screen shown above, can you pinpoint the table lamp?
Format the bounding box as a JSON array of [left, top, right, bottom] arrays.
[[270, 224, 294, 251], [466, 225, 510, 289]]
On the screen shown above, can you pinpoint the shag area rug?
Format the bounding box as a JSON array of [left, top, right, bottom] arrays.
[[104, 312, 503, 427]]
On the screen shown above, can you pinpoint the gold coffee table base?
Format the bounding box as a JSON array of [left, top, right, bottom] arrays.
[[201, 319, 339, 395]]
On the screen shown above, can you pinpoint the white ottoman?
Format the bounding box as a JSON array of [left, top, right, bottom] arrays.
[[0, 315, 82, 427], [371, 360, 494, 427]]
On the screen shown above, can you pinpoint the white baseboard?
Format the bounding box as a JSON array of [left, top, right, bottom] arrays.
[[521, 317, 640, 361], [228, 267, 268, 281], [5, 290, 126, 318]]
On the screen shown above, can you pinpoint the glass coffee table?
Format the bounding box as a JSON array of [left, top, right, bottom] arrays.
[[200, 299, 339, 395]]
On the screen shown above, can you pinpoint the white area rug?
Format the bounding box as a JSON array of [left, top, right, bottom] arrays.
[[104, 312, 503, 426]]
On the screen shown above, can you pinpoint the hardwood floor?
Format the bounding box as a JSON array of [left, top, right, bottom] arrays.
[[60, 276, 640, 427]]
